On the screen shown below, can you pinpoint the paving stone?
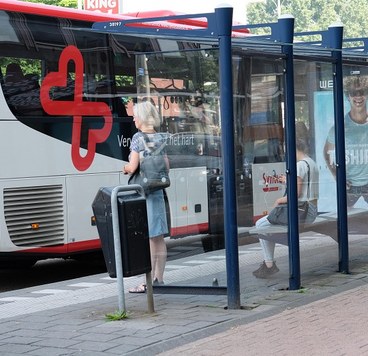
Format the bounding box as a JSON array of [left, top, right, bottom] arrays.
[[1, 237, 368, 355]]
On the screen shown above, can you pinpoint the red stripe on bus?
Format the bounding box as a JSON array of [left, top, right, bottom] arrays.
[[20, 239, 101, 254], [125, 10, 250, 34], [15, 224, 208, 254], [170, 223, 208, 236]]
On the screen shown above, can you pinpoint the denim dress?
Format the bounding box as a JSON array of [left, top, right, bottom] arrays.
[[130, 132, 169, 238]]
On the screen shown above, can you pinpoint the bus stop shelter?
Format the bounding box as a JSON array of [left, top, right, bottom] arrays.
[[91, 7, 368, 309]]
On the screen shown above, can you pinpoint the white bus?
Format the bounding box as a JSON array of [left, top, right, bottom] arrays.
[[0, 0, 288, 266]]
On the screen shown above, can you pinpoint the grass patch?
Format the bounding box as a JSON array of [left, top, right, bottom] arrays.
[[297, 287, 308, 293], [105, 310, 129, 321]]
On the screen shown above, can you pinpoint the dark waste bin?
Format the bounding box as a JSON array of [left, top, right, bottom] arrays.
[[92, 186, 151, 278]]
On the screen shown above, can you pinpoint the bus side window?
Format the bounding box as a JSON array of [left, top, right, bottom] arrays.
[[96, 78, 128, 118], [5, 63, 24, 84], [3, 63, 25, 98], [83, 74, 96, 99], [24, 73, 40, 90], [3, 63, 43, 116]]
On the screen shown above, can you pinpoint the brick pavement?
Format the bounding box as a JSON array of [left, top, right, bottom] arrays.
[[159, 284, 368, 356], [0, 234, 367, 355]]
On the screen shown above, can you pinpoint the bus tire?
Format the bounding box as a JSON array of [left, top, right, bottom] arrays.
[[201, 234, 224, 252]]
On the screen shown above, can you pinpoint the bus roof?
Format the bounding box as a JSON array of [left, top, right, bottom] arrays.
[[0, 1, 249, 36], [0, 0, 128, 22], [0, 0, 204, 31], [124, 10, 250, 34]]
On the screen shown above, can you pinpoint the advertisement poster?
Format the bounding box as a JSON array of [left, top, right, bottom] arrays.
[[314, 90, 368, 212], [252, 162, 286, 221]]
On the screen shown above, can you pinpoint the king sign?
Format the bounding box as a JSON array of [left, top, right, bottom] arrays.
[[84, 0, 119, 14]]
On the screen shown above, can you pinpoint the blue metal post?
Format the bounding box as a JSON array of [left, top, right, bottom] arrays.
[[276, 15, 300, 290], [215, 6, 240, 309], [328, 24, 349, 273]]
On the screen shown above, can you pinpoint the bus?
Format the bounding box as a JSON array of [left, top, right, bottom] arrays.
[[0, 0, 286, 266]]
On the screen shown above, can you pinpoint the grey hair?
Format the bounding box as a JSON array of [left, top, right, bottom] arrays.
[[133, 101, 160, 128]]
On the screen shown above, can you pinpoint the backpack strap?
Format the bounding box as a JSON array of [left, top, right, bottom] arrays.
[[141, 132, 166, 156], [301, 159, 311, 200]]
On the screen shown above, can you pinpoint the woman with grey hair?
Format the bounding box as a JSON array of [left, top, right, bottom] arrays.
[[123, 101, 169, 292]]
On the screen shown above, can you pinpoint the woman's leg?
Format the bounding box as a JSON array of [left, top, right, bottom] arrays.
[[129, 235, 167, 294], [258, 238, 276, 266], [149, 235, 167, 283], [255, 216, 276, 266], [145, 190, 168, 283]]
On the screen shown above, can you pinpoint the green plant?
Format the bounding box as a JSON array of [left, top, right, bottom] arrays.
[[297, 287, 308, 293], [105, 310, 129, 321]]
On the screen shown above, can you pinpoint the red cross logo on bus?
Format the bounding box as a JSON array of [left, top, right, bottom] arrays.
[[40, 45, 113, 171]]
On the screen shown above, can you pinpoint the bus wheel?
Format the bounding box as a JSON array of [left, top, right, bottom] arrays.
[[201, 234, 224, 252], [0, 259, 37, 269], [73, 251, 106, 267]]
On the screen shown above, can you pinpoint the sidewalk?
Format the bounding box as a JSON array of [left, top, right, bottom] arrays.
[[161, 283, 368, 355], [0, 233, 367, 355]]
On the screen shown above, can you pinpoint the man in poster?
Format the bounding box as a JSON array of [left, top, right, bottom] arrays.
[[324, 75, 368, 207]]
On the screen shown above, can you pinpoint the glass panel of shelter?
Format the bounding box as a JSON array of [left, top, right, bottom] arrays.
[[130, 41, 305, 288], [131, 42, 368, 288], [341, 64, 368, 242]]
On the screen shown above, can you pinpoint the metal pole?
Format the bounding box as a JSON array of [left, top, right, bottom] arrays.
[[277, 15, 300, 290], [215, 6, 240, 309], [328, 24, 349, 273], [111, 185, 154, 313], [145, 271, 154, 313], [111, 186, 126, 312]]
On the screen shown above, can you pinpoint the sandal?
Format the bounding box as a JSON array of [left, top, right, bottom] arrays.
[[129, 284, 146, 293]]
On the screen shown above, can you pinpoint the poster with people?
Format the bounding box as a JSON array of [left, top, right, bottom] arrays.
[[315, 75, 368, 212]]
